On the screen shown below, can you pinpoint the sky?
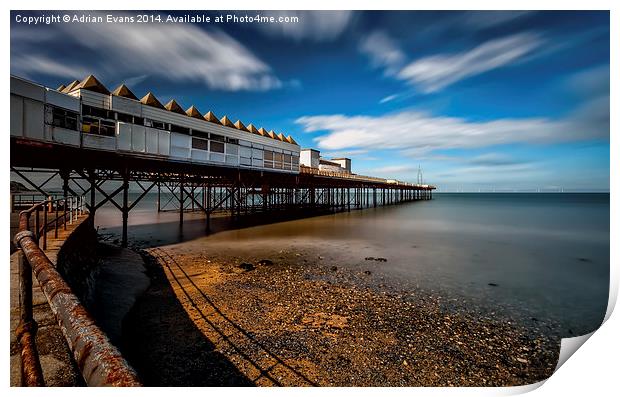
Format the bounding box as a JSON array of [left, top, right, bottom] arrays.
[[10, 10, 610, 192]]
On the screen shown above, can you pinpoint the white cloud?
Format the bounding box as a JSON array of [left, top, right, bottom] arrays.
[[11, 14, 282, 91], [397, 33, 544, 93], [359, 30, 405, 75], [379, 94, 399, 104], [296, 102, 608, 154], [255, 11, 353, 42]]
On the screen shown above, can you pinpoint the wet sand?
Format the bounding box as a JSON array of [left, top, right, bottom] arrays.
[[122, 240, 560, 387]]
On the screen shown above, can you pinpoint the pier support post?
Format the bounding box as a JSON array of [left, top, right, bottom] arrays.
[[157, 181, 161, 212], [179, 178, 184, 227], [121, 171, 129, 248], [88, 169, 96, 226]]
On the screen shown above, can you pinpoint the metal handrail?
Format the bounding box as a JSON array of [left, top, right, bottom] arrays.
[[13, 196, 141, 387]]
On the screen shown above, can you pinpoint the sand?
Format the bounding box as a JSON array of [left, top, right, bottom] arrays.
[[121, 241, 560, 387]]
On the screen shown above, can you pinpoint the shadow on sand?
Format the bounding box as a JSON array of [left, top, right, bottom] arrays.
[[121, 248, 254, 386], [121, 247, 317, 387]]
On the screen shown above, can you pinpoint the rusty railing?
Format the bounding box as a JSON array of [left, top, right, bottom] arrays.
[[13, 196, 142, 387]]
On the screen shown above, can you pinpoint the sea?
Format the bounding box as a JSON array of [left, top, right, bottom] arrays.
[[94, 192, 610, 338]]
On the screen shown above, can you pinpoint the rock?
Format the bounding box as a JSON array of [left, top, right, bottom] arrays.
[[488, 283, 498, 287], [516, 357, 528, 364], [257, 259, 274, 266], [330, 266, 338, 272], [364, 257, 375, 261], [363, 270, 372, 275], [238, 263, 255, 271], [376, 257, 387, 262]]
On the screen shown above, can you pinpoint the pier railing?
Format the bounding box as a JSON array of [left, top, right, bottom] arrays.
[[13, 196, 142, 387], [299, 165, 434, 188]]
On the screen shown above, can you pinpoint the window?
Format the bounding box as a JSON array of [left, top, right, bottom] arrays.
[[210, 133, 225, 142], [82, 105, 112, 119], [80, 104, 115, 136], [192, 130, 209, 139], [171, 124, 190, 135], [145, 119, 168, 130], [283, 154, 292, 163], [45, 105, 78, 131], [117, 112, 134, 123], [226, 137, 239, 144], [210, 141, 225, 153], [81, 117, 115, 137], [264, 151, 273, 161], [274, 152, 283, 162], [81, 116, 100, 134], [192, 137, 208, 150], [99, 119, 116, 136]]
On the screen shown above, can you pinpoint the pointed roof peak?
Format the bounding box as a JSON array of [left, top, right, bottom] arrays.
[[267, 130, 277, 139], [111, 84, 138, 100], [204, 111, 222, 125], [286, 135, 298, 145], [140, 92, 165, 109], [164, 99, 185, 114], [186, 105, 203, 119], [57, 84, 66, 92], [277, 133, 286, 141], [234, 120, 249, 132], [62, 80, 81, 93], [257, 127, 267, 136], [220, 115, 235, 127], [247, 124, 259, 134], [75, 74, 110, 95]]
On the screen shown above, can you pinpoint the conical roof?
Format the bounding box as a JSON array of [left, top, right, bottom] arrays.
[[111, 84, 138, 100], [57, 84, 66, 92], [257, 127, 267, 136], [140, 92, 165, 109], [247, 124, 259, 134], [164, 99, 185, 114], [74, 75, 110, 95], [234, 120, 249, 132], [186, 105, 203, 119], [286, 135, 298, 145], [277, 133, 286, 141], [220, 115, 235, 127], [62, 80, 81, 93], [204, 111, 221, 125], [267, 130, 277, 139]]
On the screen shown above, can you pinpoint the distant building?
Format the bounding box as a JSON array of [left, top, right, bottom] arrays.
[[300, 148, 320, 169], [300, 149, 351, 174], [330, 158, 351, 173]]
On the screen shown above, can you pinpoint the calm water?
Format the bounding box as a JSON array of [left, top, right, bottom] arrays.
[[95, 193, 610, 337]]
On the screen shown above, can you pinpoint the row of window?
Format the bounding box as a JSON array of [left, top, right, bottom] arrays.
[[45, 105, 299, 167], [82, 105, 239, 144], [45, 106, 79, 131]]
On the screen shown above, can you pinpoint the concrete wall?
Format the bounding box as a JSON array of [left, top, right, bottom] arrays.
[[55, 219, 99, 307]]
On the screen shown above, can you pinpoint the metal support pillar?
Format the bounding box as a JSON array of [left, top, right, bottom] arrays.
[[121, 171, 129, 248]]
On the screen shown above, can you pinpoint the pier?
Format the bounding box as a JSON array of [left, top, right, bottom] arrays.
[[10, 74, 435, 386]]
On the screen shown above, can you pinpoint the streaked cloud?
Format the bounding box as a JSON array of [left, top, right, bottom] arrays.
[[11, 13, 283, 91], [255, 11, 353, 42], [397, 33, 544, 93], [295, 96, 608, 154], [359, 30, 405, 75]]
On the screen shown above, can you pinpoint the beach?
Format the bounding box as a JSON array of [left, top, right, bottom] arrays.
[[120, 241, 559, 386]]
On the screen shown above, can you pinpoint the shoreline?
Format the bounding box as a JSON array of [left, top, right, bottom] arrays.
[[119, 240, 560, 386]]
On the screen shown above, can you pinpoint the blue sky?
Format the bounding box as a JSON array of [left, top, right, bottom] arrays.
[[11, 11, 609, 191]]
